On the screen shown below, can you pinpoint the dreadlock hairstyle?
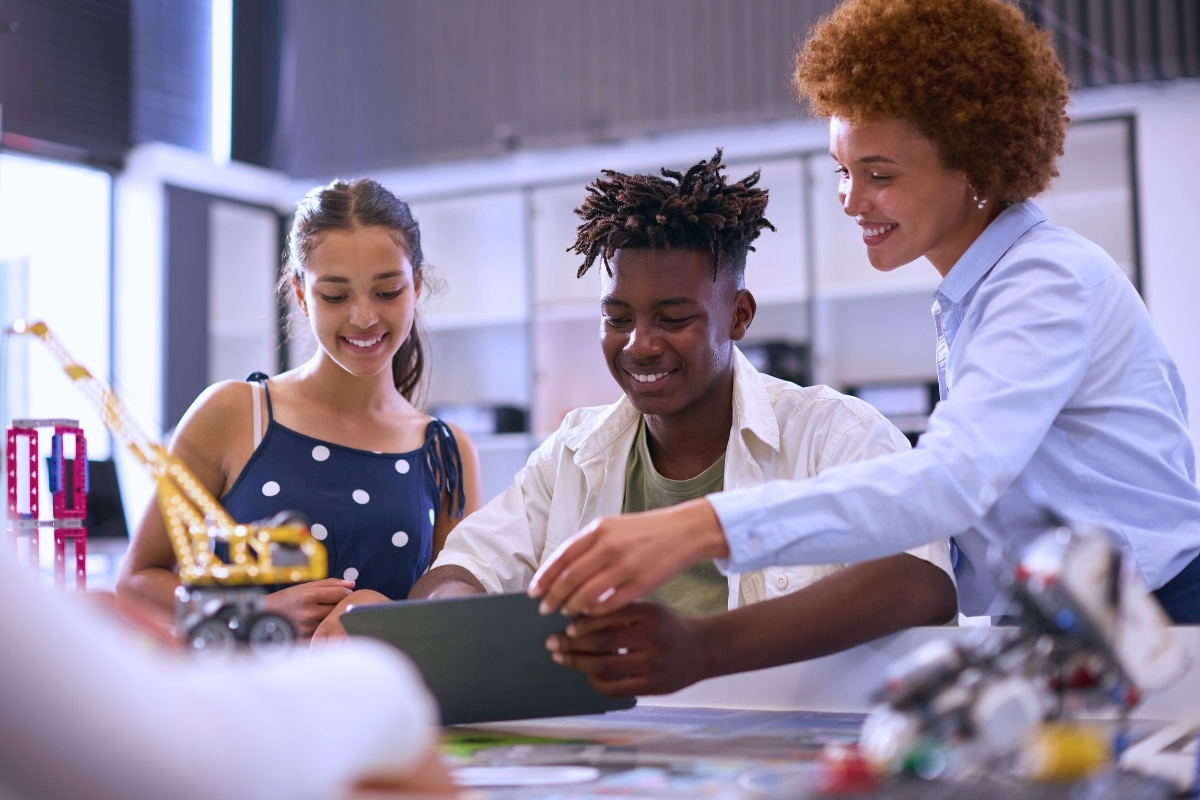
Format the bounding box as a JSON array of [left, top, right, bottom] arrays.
[[569, 149, 776, 283]]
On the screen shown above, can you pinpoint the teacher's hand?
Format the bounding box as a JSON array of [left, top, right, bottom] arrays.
[[528, 498, 730, 616]]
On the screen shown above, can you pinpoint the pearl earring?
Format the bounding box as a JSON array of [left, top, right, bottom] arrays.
[[972, 194, 988, 210]]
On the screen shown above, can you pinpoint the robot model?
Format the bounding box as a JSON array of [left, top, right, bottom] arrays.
[[858, 522, 1189, 785], [9, 319, 327, 658]]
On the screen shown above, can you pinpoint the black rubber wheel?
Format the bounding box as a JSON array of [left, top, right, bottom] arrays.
[[246, 613, 295, 657], [188, 617, 237, 659]]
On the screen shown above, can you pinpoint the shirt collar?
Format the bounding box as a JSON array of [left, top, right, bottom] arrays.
[[731, 346, 780, 452], [936, 201, 1047, 304], [562, 392, 639, 460]]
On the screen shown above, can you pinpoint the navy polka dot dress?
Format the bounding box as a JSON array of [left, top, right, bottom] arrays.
[[221, 375, 465, 599]]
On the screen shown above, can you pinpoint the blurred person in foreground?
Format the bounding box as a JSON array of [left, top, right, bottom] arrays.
[[0, 543, 455, 799]]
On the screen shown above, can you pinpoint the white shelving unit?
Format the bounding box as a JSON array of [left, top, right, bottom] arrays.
[[1037, 117, 1137, 282], [382, 117, 1138, 501], [103, 80, 1200, 542], [412, 191, 531, 325], [808, 116, 1137, 402], [208, 200, 281, 385]]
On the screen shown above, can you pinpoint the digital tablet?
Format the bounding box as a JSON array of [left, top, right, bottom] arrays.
[[341, 592, 636, 725]]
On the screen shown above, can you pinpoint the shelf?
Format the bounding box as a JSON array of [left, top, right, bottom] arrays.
[[532, 302, 600, 323], [408, 190, 529, 323], [472, 435, 538, 504], [813, 279, 940, 302], [531, 315, 618, 436], [208, 320, 275, 337], [424, 310, 527, 331], [531, 182, 602, 308], [1037, 186, 1135, 274], [737, 156, 807, 303], [753, 289, 809, 306], [425, 325, 531, 409], [471, 431, 538, 452], [402, 115, 1137, 464], [1039, 185, 1130, 211]]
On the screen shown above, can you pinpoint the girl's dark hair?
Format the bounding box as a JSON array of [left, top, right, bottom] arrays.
[[280, 177, 427, 401], [569, 149, 775, 282]]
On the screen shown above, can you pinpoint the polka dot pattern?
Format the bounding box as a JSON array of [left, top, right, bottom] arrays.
[[218, 414, 463, 604]]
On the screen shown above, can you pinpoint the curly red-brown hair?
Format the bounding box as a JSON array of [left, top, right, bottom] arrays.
[[793, 0, 1070, 205]]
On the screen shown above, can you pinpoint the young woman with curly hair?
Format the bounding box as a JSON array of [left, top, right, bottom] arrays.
[[531, 0, 1200, 624]]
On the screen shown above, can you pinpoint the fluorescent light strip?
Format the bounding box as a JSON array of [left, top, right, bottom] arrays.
[[211, 0, 232, 163]]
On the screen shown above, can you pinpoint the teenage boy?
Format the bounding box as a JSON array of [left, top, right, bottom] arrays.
[[410, 151, 956, 696]]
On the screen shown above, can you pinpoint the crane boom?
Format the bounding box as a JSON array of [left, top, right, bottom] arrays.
[[10, 319, 327, 587]]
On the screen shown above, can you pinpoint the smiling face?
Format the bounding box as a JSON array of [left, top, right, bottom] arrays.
[[830, 115, 996, 277], [293, 226, 421, 379], [600, 248, 753, 426]]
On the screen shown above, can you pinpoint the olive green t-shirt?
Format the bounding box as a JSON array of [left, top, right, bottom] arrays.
[[623, 417, 727, 617]]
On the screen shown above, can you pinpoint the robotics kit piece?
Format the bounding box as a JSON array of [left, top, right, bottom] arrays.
[[858, 522, 1190, 790], [5, 419, 88, 589]]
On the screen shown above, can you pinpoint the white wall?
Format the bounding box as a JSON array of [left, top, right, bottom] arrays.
[[1064, 80, 1200, 457], [112, 143, 290, 522]]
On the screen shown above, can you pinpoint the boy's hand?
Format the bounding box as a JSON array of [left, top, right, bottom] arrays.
[[545, 601, 709, 697], [528, 498, 730, 616]]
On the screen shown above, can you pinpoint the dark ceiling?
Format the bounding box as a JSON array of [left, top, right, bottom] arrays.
[[0, 0, 1196, 174]]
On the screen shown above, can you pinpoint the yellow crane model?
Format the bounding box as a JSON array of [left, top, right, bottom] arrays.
[[10, 319, 328, 656]]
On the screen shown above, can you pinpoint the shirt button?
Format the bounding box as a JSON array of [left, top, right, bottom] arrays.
[[774, 574, 788, 591]]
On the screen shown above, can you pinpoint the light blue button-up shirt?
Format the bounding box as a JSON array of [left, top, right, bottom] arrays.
[[711, 201, 1200, 616]]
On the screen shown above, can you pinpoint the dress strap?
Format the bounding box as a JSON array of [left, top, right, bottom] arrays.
[[425, 420, 466, 519], [245, 372, 273, 449]]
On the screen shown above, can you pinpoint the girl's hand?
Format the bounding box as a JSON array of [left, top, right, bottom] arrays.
[[264, 578, 356, 638], [312, 589, 392, 640]]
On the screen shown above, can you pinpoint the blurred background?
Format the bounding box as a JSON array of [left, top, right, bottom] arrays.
[[1, 0, 1198, 582]]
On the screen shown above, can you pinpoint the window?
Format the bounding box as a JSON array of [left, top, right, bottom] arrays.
[[0, 153, 113, 459]]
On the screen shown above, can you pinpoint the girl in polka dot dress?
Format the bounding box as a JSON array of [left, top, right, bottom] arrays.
[[117, 178, 482, 639]]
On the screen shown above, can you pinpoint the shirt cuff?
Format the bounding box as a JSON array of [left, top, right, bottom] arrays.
[[709, 485, 774, 573], [428, 551, 506, 594]]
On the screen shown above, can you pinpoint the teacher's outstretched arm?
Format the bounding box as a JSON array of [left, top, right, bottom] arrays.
[[529, 498, 730, 616]]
